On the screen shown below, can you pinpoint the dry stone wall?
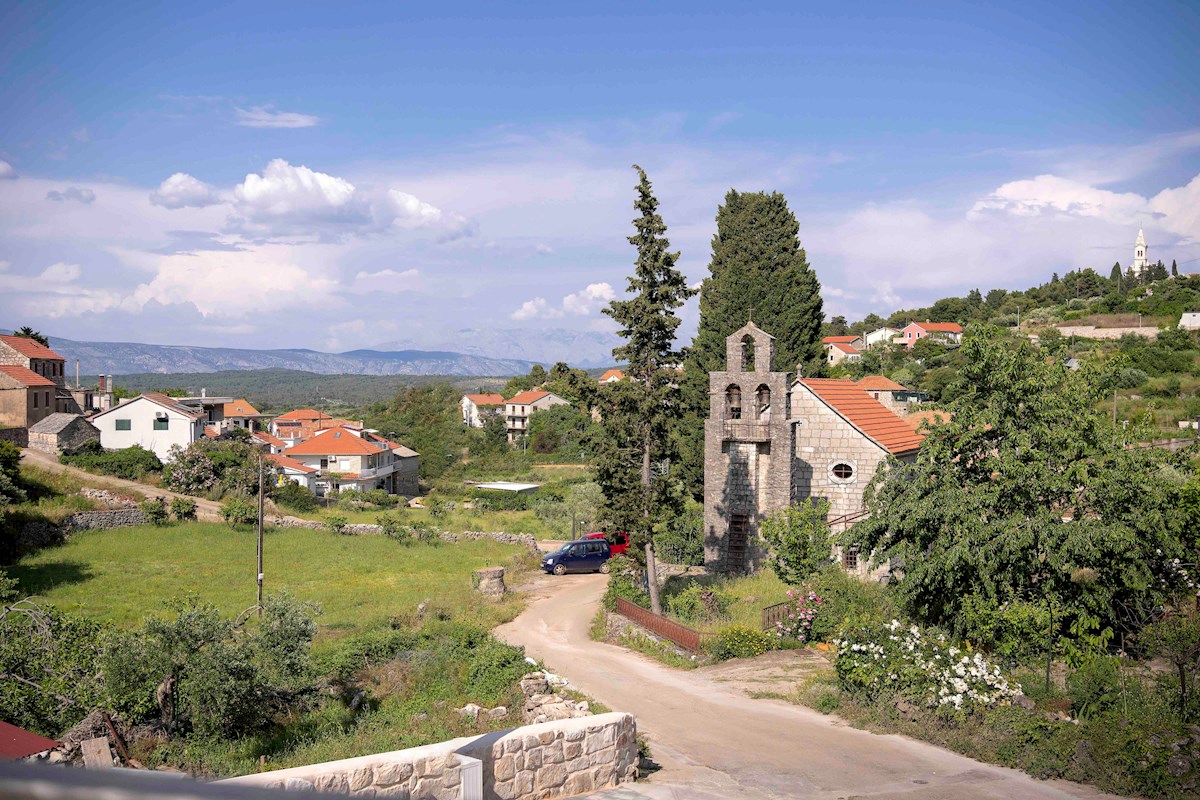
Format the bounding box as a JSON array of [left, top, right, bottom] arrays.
[[271, 515, 538, 551], [221, 712, 638, 800]]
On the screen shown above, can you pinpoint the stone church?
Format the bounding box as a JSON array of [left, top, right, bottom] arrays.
[[703, 322, 924, 578]]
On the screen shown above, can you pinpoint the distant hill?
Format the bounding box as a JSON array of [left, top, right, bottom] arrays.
[[34, 335, 540, 378], [113, 369, 508, 410], [374, 327, 622, 369]]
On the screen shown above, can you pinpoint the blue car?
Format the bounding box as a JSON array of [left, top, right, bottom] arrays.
[[541, 538, 612, 575]]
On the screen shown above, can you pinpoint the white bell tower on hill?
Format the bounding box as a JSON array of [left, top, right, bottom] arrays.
[[1132, 228, 1149, 275]]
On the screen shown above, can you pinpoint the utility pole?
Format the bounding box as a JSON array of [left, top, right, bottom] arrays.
[[256, 455, 264, 618], [1016, 306, 1021, 331]]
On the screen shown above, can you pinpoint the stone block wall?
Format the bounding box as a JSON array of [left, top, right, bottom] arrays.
[[221, 712, 638, 800], [0, 427, 28, 447], [60, 509, 149, 531]]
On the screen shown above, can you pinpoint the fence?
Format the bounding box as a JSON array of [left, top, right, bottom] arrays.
[[761, 601, 790, 631], [612, 597, 713, 652]]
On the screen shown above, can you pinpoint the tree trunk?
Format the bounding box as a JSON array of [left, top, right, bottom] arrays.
[[642, 422, 663, 615], [1179, 663, 1188, 722]]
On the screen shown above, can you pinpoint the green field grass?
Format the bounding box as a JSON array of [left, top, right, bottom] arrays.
[[9, 522, 533, 637]]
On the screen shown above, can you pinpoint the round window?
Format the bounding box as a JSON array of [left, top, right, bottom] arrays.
[[832, 463, 855, 480]]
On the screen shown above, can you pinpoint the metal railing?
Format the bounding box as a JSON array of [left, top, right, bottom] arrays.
[[761, 601, 790, 631], [613, 597, 713, 653]]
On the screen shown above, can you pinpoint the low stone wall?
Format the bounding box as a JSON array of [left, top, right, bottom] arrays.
[[0, 427, 28, 447], [1055, 325, 1158, 340], [61, 509, 148, 530], [272, 516, 539, 551], [221, 712, 638, 800]]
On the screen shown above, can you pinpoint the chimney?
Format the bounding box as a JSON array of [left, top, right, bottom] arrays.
[[75, 359, 80, 389], [98, 375, 106, 392], [201, 388, 206, 399]]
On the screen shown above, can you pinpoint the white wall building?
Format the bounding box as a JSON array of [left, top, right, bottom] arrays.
[[863, 327, 900, 349], [90, 393, 206, 461], [504, 390, 569, 443], [461, 393, 505, 428], [1131, 228, 1149, 276], [1179, 312, 1200, 331]]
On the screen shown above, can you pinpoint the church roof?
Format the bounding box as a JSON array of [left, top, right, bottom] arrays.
[[798, 378, 925, 455], [1136, 228, 1146, 246]]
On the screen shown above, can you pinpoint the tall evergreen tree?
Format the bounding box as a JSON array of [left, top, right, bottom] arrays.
[[12, 326, 48, 346], [597, 165, 695, 614], [1172, 259, 1179, 278], [676, 190, 823, 497], [1109, 262, 1122, 285]]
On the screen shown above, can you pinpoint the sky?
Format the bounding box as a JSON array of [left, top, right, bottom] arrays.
[[1, 0, 1198, 353]]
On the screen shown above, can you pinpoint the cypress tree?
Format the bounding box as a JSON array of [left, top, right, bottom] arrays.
[[1172, 259, 1179, 278], [676, 190, 824, 498], [598, 165, 695, 614]]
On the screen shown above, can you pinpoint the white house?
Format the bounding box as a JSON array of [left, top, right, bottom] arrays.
[[282, 425, 419, 496], [266, 452, 319, 492], [504, 390, 569, 443], [90, 393, 206, 461], [863, 327, 900, 349], [1180, 312, 1200, 331], [461, 393, 505, 428]]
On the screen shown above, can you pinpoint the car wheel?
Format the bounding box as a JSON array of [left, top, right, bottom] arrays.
[[599, 562, 611, 574], [553, 564, 566, 576]]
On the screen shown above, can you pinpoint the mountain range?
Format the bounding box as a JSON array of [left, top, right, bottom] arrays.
[[34, 335, 541, 378], [374, 327, 622, 369]]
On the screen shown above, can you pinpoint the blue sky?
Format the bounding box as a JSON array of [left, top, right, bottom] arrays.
[[1, 1, 1198, 353]]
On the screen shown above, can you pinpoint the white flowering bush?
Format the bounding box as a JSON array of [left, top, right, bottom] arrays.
[[835, 619, 1021, 712]]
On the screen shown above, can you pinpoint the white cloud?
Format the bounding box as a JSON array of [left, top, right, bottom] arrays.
[[512, 297, 551, 320], [968, 174, 1146, 224], [150, 173, 223, 209], [40, 262, 81, 282], [349, 268, 420, 294], [388, 190, 444, 227], [231, 159, 363, 233], [562, 282, 615, 315], [0, 161, 15, 180], [45, 186, 95, 204], [235, 105, 320, 129]]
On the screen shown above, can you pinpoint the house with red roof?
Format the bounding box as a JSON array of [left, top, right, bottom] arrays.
[[597, 369, 625, 384], [90, 393, 206, 461], [821, 335, 863, 366], [0, 333, 83, 415], [856, 375, 929, 413], [271, 408, 362, 442], [461, 393, 505, 428], [0, 364, 58, 429], [282, 426, 419, 496], [899, 321, 963, 349], [266, 452, 320, 492], [504, 389, 568, 444], [704, 323, 925, 581]]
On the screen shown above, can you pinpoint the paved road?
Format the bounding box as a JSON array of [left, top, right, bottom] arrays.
[[20, 447, 227, 521], [496, 573, 1111, 800]]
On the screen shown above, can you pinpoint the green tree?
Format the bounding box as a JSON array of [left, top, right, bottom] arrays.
[[597, 165, 696, 614], [678, 189, 824, 497], [1172, 259, 1179, 278], [760, 499, 833, 584], [12, 326, 48, 347], [1109, 262, 1122, 286], [0, 440, 27, 505], [1142, 611, 1200, 721], [843, 327, 1182, 638]]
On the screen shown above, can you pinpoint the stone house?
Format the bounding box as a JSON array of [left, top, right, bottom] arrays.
[[90, 393, 206, 462], [822, 335, 862, 367], [0, 364, 57, 429], [461, 393, 505, 428], [504, 390, 569, 443], [0, 334, 80, 414], [704, 323, 924, 579], [856, 376, 927, 414], [28, 413, 101, 455]]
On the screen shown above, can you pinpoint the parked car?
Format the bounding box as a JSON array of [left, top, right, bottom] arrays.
[[541, 538, 611, 575], [583, 531, 629, 556]]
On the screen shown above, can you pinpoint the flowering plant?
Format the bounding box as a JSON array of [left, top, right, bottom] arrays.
[[774, 589, 823, 642], [835, 619, 1020, 712]]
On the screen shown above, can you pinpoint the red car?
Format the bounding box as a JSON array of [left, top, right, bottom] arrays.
[[584, 531, 629, 556]]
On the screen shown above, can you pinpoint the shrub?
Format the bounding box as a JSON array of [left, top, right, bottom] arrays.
[[760, 499, 832, 584], [771, 588, 824, 643], [61, 444, 162, 480], [958, 595, 1055, 665], [270, 480, 318, 512], [708, 625, 775, 660], [377, 513, 411, 543], [466, 637, 528, 704], [1066, 655, 1123, 720], [665, 582, 730, 623], [655, 500, 704, 566], [806, 566, 896, 642], [138, 497, 168, 526], [169, 496, 197, 521], [835, 618, 1020, 711], [601, 554, 649, 610], [220, 498, 256, 527], [410, 520, 439, 544], [326, 515, 349, 535]]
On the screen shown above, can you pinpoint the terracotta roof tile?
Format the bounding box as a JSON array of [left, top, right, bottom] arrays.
[[275, 408, 330, 422], [0, 364, 56, 387], [284, 426, 387, 456], [799, 378, 925, 455], [142, 393, 205, 420], [832, 342, 860, 354], [912, 322, 963, 333], [464, 393, 505, 405], [223, 398, 261, 417], [251, 430, 286, 448], [266, 452, 318, 474], [508, 390, 551, 404], [0, 334, 64, 361], [598, 369, 625, 382], [904, 409, 952, 432], [0, 720, 60, 759], [857, 375, 906, 391], [822, 335, 861, 344]]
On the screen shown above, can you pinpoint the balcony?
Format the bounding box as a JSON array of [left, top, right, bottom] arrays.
[[720, 417, 771, 442]]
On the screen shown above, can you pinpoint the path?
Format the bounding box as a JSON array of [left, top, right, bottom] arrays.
[[20, 448, 226, 521], [496, 573, 1112, 800]]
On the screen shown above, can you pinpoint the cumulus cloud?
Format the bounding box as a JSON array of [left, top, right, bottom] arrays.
[[45, 187, 95, 204], [150, 173, 223, 209], [512, 297, 551, 320], [40, 262, 81, 282], [0, 261, 124, 317], [348, 268, 420, 294], [388, 191, 444, 227], [235, 105, 320, 129], [968, 175, 1146, 224], [0, 160, 15, 179], [562, 282, 615, 315], [231, 159, 364, 234]]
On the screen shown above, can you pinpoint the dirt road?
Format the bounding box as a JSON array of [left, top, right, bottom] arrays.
[[19, 448, 227, 521], [496, 573, 1110, 800]]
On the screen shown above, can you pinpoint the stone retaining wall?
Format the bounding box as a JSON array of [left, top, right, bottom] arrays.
[[221, 712, 638, 800], [61, 509, 148, 530], [0, 427, 28, 447], [272, 516, 538, 551], [1055, 325, 1158, 340]]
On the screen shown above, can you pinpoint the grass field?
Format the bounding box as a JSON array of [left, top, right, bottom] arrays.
[[290, 504, 563, 539], [9, 521, 534, 638]]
